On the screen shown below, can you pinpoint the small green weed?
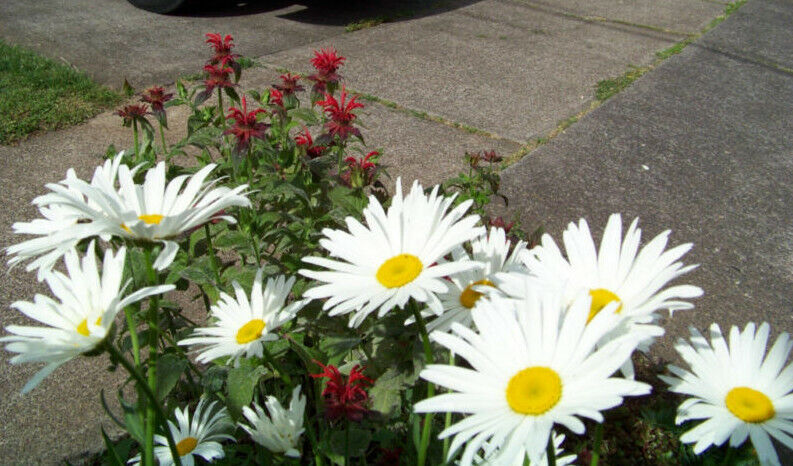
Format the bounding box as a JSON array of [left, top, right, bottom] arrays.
[[0, 40, 120, 145], [346, 17, 386, 32], [595, 65, 649, 101]]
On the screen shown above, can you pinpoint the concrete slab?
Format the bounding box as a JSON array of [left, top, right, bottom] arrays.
[[700, 0, 793, 69], [522, 0, 724, 34], [264, 0, 679, 143], [499, 0, 793, 361], [0, 64, 517, 464]]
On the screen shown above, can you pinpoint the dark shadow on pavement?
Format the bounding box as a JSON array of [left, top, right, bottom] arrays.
[[175, 0, 483, 27]]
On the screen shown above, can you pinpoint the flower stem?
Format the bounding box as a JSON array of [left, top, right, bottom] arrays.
[[132, 120, 140, 163], [204, 224, 222, 286], [442, 351, 455, 462], [104, 343, 182, 466], [218, 91, 226, 131], [590, 422, 604, 466], [546, 434, 557, 466], [344, 419, 350, 466], [158, 120, 168, 160], [722, 446, 735, 465], [142, 248, 161, 466], [261, 343, 293, 386], [410, 303, 435, 466]]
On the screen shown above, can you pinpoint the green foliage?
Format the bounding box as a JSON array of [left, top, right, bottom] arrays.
[[595, 65, 649, 101], [0, 40, 120, 144]]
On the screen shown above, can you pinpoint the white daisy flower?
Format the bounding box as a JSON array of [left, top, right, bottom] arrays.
[[1, 242, 174, 393], [299, 178, 485, 327], [661, 322, 793, 466], [409, 226, 530, 333], [239, 385, 307, 458], [471, 432, 575, 465], [178, 270, 306, 366], [506, 213, 702, 376], [414, 290, 650, 466], [130, 397, 234, 466], [6, 152, 131, 280], [43, 160, 250, 271]]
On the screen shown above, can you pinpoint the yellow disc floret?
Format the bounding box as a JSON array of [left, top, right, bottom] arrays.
[[236, 319, 265, 344], [176, 436, 198, 456], [138, 214, 164, 225], [725, 387, 775, 423], [506, 366, 563, 415], [459, 279, 495, 309], [76, 317, 102, 337], [376, 254, 423, 288], [588, 288, 623, 323]]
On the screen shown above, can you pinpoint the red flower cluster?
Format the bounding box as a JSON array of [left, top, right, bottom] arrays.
[[295, 128, 326, 159], [224, 97, 268, 155], [311, 361, 372, 422], [116, 104, 149, 126], [317, 87, 364, 141], [488, 216, 515, 234], [269, 88, 284, 108], [203, 64, 234, 94], [341, 151, 379, 188], [308, 48, 345, 93], [140, 86, 173, 124], [273, 73, 304, 96], [205, 33, 239, 67]]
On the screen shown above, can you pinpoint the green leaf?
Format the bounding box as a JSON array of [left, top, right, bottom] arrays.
[[226, 360, 266, 417], [119, 395, 145, 443], [180, 257, 217, 287], [101, 427, 127, 466], [201, 365, 228, 393], [287, 107, 320, 125], [319, 336, 361, 366], [329, 427, 372, 458], [222, 264, 259, 290], [368, 368, 407, 417], [156, 353, 187, 401]]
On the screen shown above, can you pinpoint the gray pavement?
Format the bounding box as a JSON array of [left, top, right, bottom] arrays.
[[0, 0, 751, 463], [499, 0, 793, 361]]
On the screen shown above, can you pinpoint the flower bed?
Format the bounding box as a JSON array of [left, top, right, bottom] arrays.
[[3, 35, 791, 465]]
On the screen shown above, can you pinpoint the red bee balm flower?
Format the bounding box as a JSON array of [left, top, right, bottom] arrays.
[[317, 87, 364, 141], [224, 97, 268, 155], [308, 48, 345, 92], [116, 104, 149, 126], [269, 88, 284, 108], [273, 73, 304, 95], [310, 47, 345, 75], [205, 33, 239, 66], [203, 64, 234, 93], [140, 86, 173, 112], [342, 151, 379, 188], [295, 127, 325, 159], [311, 361, 372, 422]]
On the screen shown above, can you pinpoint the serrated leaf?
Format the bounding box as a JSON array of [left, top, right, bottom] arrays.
[[287, 107, 321, 125], [202, 365, 229, 393], [319, 336, 361, 366], [368, 368, 407, 417], [329, 427, 372, 458]]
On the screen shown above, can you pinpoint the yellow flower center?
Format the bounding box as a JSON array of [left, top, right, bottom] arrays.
[[587, 288, 623, 323], [176, 436, 198, 456], [76, 317, 102, 337], [506, 366, 562, 415], [138, 214, 164, 225], [725, 387, 775, 423], [236, 319, 265, 344], [459, 279, 495, 309], [376, 254, 423, 288], [121, 223, 132, 234]]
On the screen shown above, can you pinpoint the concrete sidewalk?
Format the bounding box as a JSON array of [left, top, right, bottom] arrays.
[[500, 0, 793, 361], [1, 0, 740, 463]]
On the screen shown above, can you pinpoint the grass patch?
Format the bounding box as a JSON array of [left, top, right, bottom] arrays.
[[0, 40, 121, 145], [346, 17, 386, 32], [595, 65, 649, 101]]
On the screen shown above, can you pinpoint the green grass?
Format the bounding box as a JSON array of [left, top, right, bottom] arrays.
[[595, 65, 650, 101], [346, 17, 386, 32], [0, 40, 121, 145]]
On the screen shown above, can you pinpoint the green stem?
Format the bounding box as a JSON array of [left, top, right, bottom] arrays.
[[261, 344, 293, 386], [546, 434, 557, 466], [218, 91, 226, 131], [442, 351, 455, 462], [722, 446, 735, 465], [410, 303, 435, 466], [132, 120, 140, 163], [158, 120, 167, 160], [344, 419, 350, 466], [143, 249, 160, 466], [104, 343, 182, 466], [590, 422, 604, 466], [204, 224, 222, 286]]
